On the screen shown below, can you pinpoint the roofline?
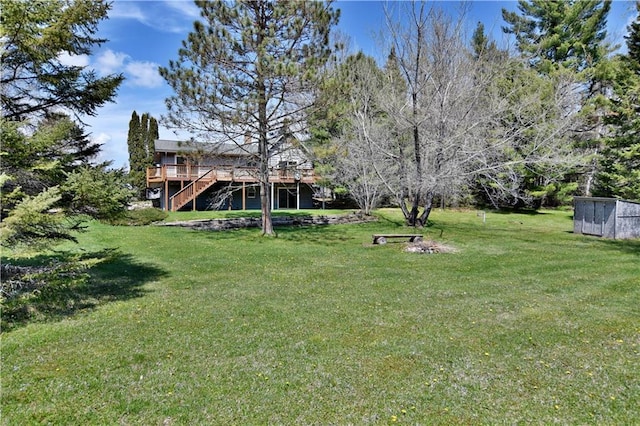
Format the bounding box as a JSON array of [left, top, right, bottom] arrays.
[[574, 196, 640, 205]]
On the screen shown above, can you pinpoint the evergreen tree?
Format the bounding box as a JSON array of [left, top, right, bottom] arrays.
[[127, 111, 143, 197], [127, 111, 159, 198], [471, 22, 490, 59], [471, 22, 507, 62], [148, 117, 159, 159], [627, 2, 640, 70], [160, 0, 339, 235], [1, 115, 106, 214], [0, 0, 128, 250], [140, 113, 150, 147], [1, 117, 133, 249], [0, 0, 124, 121], [317, 52, 388, 213], [127, 110, 140, 174], [502, 0, 611, 74], [502, 0, 613, 203], [593, 2, 640, 200]]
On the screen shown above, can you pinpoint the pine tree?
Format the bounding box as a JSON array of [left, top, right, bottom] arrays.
[[502, 0, 613, 203], [502, 0, 611, 74], [625, 1, 640, 70], [0, 0, 123, 121], [127, 111, 159, 198], [593, 2, 640, 200], [0, 0, 127, 250], [160, 0, 340, 235], [471, 22, 490, 59], [471, 22, 506, 62]]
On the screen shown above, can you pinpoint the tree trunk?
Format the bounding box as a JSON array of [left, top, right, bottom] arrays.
[[398, 194, 411, 222], [260, 178, 273, 235], [408, 16, 423, 228], [418, 190, 434, 226], [258, 93, 274, 236], [407, 195, 420, 227], [256, 5, 274, 236]]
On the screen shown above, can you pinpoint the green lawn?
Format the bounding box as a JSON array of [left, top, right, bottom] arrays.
[[2, 209, 639, 424]]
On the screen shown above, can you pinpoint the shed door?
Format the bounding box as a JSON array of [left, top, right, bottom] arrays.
[[582, 201, 606, 237], [583, 202, 595, 235], [592, 202, 604, 236]]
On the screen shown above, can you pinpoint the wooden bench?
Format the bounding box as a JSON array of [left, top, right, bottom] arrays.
[[372, 234, 423, 245]]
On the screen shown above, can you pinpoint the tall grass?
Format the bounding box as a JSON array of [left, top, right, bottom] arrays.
[[2, 209, 639, 424]]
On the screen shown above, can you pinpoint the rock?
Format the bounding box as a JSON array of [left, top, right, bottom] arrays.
[[156, 212, 377, 231]]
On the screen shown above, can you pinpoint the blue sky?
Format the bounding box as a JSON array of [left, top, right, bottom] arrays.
[[73, 0, 637, 169]]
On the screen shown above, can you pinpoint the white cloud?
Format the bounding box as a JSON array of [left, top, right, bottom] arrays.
[[90, 50, 163, 89], [58, 52, 90, 67], [162, 0, 201, 19], [109, 0, 197, 34], [92, 132, 113, 151], [109, 2, 147, 23], [96, 49, 130, 76], [125, 61, 164, 88]]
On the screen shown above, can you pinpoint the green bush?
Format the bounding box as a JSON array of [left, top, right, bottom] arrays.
[[109, 208, 168, 226]]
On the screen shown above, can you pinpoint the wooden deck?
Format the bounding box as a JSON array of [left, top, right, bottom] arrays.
[[146, 164, 316, 185], [147, 164, 318, 211]]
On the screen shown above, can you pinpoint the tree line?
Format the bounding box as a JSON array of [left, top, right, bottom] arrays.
[[311, 0, 639, 225]]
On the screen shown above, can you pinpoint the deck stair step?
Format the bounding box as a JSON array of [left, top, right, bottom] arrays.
[[170, 169, 217, 211]]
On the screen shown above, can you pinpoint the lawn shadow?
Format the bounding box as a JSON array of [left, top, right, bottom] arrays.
[[490, 208, 549, 215], [1, 249, 167, 332], [594, 237, 640, 256]]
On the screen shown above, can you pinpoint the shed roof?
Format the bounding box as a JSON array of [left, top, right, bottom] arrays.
[[574, 196, 640, 205]]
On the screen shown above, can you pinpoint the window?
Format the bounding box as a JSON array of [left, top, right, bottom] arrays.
[[247, 186, 256, 198], [278, 160, 297, 169]]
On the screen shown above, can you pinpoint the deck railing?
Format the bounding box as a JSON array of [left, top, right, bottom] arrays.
[[169, 169, 217, 211], [147, 164, 315, 184]]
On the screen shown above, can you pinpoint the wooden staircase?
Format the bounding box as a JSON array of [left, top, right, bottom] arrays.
[[169, 169, 217, 211]]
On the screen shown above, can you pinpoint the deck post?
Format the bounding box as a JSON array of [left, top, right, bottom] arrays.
[[242, 182, 246, 210], [271, 182, 275, 210], [297, 181, 300, 210]]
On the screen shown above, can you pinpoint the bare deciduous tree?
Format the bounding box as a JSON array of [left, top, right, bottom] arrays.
[[327, 54, 389, 214], [381, 2, 492, 225], [372, 1, 586, 221]]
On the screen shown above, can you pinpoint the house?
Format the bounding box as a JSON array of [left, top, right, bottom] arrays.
[[573, 197, 640, 239], [146, 135, 320, 211]]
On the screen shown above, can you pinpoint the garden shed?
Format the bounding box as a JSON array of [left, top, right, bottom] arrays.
[[573, 197, 640, 239]]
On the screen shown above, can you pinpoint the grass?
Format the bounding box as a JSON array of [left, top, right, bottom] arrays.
[[2, 208, 639, 424]]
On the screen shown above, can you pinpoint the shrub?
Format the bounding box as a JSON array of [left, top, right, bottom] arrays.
[[109, 208, 168, 226]]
